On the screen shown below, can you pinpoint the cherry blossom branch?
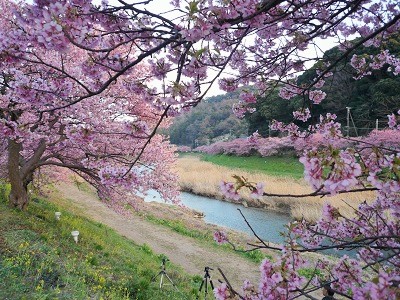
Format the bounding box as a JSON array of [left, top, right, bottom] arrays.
[[262, 187, 377, 198], [237, 208, 271, 249], [217, 267, 245, 300], [310, 12, 400, 88], [123, 106, 170, 176]]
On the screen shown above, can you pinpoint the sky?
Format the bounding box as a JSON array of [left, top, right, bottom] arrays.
[[108, 1, 338, 96], [25, 0, 338, 97]]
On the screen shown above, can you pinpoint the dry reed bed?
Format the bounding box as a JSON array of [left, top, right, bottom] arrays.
[[175, 156, 375, 222]]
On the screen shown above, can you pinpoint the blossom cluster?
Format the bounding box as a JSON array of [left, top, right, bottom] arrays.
[[0, 0, 399, 298], [215, 127, 400, 298], [300, 148, 362, 194], [219, 181, 240, 201], [351, 50, 400, 79], [292, 108, 311, 122], [308, 90, 327, 104], [387, 109, 400, 130], [194, 136, 295, 157], [213, 230, 229, 245]]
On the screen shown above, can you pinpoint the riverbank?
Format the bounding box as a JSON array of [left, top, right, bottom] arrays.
[[175, 155, 376, 222], [53, 181, 339, 290], [0, 184, 193, 299], [51, 181, 270, 288], [52, 180, 339, 299]]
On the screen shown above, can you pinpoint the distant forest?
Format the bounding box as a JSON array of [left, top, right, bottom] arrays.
[[167, 91, 249, 147], [167, 36, 400, 147]]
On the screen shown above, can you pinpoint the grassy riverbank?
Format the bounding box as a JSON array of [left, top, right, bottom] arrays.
[[141, 213, 270, 264], [0, 178, 340, 300], [176, 154, 375, 221], [201, 154, 304, 179], [0, 184, 196, 299]]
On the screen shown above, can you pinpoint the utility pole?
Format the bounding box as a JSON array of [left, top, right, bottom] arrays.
[[346, 107, 351, 137]]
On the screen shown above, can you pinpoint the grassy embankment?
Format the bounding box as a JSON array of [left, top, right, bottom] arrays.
[[141, 213, 269, 263], [202, 154, 304, 179], [0, 183, 198, 300], [176, 154, 375, 221], [61, 177, 271, 265]]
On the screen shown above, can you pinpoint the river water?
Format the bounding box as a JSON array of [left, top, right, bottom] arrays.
[[144, 191, 354, 257], [144, 191, 291, 245]]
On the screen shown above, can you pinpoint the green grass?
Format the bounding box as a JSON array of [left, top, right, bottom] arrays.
[[0, 184, 199, 299], [142, 214, 271, 264], [200, 154, 304, 179], [144, 215, 210, 240], [298, 267, 324, 279]]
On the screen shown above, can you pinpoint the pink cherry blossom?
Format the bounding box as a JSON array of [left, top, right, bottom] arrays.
[[213, 230, 229, 245], [308, 90, 327, 104], [250, 182, 265, 199], [1, 0, 399, 298], [219, 181, 240, 201], [214, 283, 229, 300]]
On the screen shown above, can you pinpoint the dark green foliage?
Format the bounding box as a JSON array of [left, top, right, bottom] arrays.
[[245, 88, 300, 137], [168, 91, 248, 146], [295, 36, 400, 136]]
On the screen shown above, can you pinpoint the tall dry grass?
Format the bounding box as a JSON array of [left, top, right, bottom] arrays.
[[175, 156, 376, 221]]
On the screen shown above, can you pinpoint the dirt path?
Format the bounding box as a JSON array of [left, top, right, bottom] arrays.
[[54, 182, 261, 288]]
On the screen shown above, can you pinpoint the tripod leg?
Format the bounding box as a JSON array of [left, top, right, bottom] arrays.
[[205, 278, 208, 298], [164, 273, 179, 290], [209, 278, 214, 290], [151, 271, 162, 282], [160, 272, 164, 289], [196, 279, 205, 300]]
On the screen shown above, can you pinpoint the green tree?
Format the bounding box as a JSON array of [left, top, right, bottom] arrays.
[[168, 93, 248, 146]]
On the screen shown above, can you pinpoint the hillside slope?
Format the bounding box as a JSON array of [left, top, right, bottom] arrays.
[[54, 182, 261, 288]]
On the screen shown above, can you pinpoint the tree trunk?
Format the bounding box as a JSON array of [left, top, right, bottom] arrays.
[[7, 138, 29, 210]]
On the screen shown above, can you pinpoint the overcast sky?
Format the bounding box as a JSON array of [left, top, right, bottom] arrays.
[[23, 0, 338, 97]]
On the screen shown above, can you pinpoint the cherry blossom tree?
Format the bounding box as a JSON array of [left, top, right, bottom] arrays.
[[218, 123, 399, 298], [0, 0, 179, 210], [0, 0, 399, 298]]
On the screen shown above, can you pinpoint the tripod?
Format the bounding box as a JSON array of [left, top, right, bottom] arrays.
[[196, 266, 215, 300], [151, 258, 178, 290]]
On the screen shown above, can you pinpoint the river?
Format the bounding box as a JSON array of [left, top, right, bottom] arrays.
[[144, 191, 291, 245], [144, 191, 355, 257]]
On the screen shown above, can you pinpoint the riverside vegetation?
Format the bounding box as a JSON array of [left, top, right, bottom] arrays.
[[0, 178, 337, 300], [0, 183, 198, 300], [176, 154, 376, 222]]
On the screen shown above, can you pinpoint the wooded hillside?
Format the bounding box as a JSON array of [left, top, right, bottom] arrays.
[[168, 92, 249, 146], [168, 37, 400, 144]]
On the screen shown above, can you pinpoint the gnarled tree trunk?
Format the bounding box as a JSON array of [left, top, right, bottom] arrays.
[[7, 138, 29, 210], [7, 137, 47, 210]]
